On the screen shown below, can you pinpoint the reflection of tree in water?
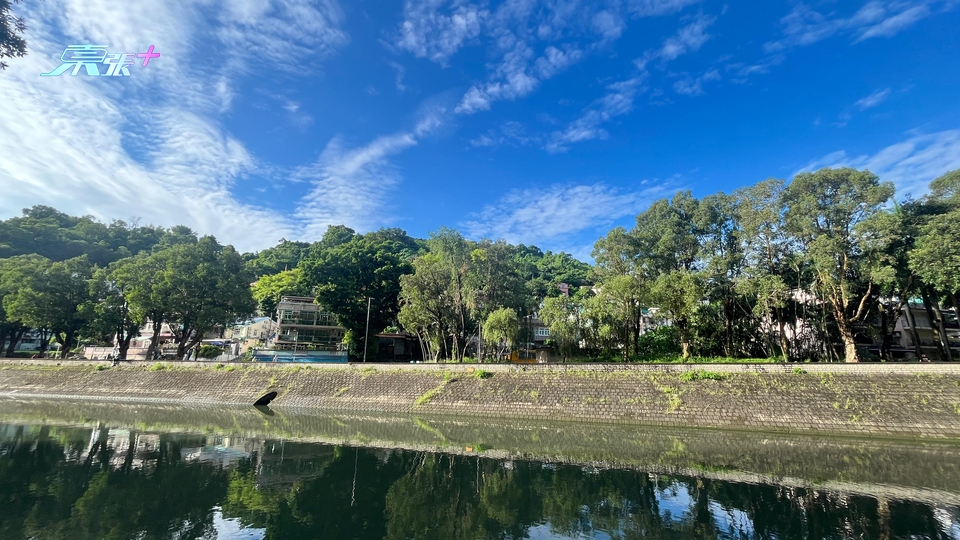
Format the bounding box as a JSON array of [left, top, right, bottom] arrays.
[[2, 426, 959, 540], [0, 426, 230, 540]]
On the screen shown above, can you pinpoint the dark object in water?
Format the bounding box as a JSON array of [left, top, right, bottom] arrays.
[[254, 404, 275, 416], [254, 391, 278, 406]]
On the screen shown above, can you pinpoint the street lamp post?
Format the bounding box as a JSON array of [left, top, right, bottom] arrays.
[[362, 297, 372, 363]]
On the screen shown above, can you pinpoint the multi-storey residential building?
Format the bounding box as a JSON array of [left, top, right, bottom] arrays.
[[883, 301, 960, 360], [269, 296, 346, 353]]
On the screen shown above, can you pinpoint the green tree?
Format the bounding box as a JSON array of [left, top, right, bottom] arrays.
[[482, 307, 519, 360], [87, 266, 146, 360], [539, 295, 582, 361], [2, 255, 94, 358], [243, 239, 312, 278], [735, 179, 794, 361], [398, 253, 457, 361], [251, 268, 309, 315], [148, 237, 255, 360], [783, 167, 895, 363], [299, 229, 414, 357], [0, 0, 26, 70], [649, 270, 704, 359]]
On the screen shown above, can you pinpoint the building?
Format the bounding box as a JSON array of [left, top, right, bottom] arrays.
[[880, 301, 960, 360], [375, 333, 423, 362], [270, 296, 345, 351], [228, 317, 279, 354]]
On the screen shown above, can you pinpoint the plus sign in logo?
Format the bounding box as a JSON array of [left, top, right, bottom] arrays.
[[41, 45, 160, 77]]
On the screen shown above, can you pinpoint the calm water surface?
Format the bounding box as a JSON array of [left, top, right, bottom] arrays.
[[1, 407, 959, 539]]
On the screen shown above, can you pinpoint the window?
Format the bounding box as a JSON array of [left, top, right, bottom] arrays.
[[535, 327, 550, 337]]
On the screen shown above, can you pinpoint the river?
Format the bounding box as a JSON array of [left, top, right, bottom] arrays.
[[0, 398, 959, 539]]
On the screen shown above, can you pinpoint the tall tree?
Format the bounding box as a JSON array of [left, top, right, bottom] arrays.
[[87, 266, 146, 361], [783, 167, 895, 363], [735, 179, 794, 361], [149, 237, 255, 360], [251, 268, 310, 315], [2, 255, 94, 358], [299, 229, 414, 357]]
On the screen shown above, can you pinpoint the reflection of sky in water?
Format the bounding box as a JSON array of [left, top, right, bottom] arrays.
[[710, 501, 756, 539], [214, 509, 265, 540], [657, 484, 693, 522], [527, 523, 611, 539]]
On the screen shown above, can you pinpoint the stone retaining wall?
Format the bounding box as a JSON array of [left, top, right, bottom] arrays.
[[1, 360, 960, 438]]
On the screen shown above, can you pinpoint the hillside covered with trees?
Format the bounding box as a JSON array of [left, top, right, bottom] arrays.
[[0, 167, 957, 363]]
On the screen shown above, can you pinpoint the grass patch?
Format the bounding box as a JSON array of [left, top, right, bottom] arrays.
[[93, 364, 109, 372], [149, 363, 165, 372], [415, 385, 444, 406], [474, 369, 492, 379], [334, 386, 349, 397], [793, 367, 808, 374], [680, 370, 725, 381]]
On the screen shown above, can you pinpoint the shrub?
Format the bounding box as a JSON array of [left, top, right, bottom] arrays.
[[634, 326, 682, 360], [197, 345, 222, 359], [149, 362, 165, 371], [680, 369, 725, 381]]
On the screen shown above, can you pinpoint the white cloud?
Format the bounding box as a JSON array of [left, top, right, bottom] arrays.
[[855, 87, 892, 110], [545, 75, 646, 153], [0, 0, 349, 251], [388, 61, 408, 92], [627, 0, 703, 16], [797, 130, 960, 199], [461, 182, 671, 245], [294, 108, 446, 238], [658, 13, 715, 61], [765, 1, 944, 52], [546, 12, 715, 152], [396, 0, 487, 65], [294, 134, 417, 239], [469, 121, 535, 148], [438, 0, 702, 116], [673, 68, 720, 96]]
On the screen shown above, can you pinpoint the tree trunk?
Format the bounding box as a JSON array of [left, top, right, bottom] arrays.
[[879, 305, 892, 361], [4, 326, 27, 357], [928, 293, 954, 361], [679, 319, 691, 360], [117, 333, 132, 361], [838, 323, 859, 363], [146, 319, 162, 361], [37, 329, 51, 357], [920, 286, 947, 362], [903, 302, 924, 360], [777, 309, 789, 363], [57, 331, 75, 359]]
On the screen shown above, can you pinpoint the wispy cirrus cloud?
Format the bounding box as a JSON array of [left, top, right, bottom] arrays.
[[395, 0, 703, 116], [396, 0, 487, 65], [765, 1, 946, 53], [546, 13, 716, 152], [545, 75, 645, 153], [673, 67, 720, 96], [0, 0, 349, 251], [294, 108, 446, 238], [797, 129, 960, 199], [855, 87, 893, 110], [461, 181, 674, 247]]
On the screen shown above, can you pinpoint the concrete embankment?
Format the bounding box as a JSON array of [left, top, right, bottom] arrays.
[[1, 360, 960, 438]]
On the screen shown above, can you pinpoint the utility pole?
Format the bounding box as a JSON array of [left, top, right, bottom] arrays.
[[362, 297, 372, 363]]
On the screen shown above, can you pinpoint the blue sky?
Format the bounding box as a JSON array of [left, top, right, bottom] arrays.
[[2, 0, 959, 260]]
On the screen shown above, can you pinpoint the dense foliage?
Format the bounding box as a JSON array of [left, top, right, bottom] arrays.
[[1, 166, 957, 362]]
